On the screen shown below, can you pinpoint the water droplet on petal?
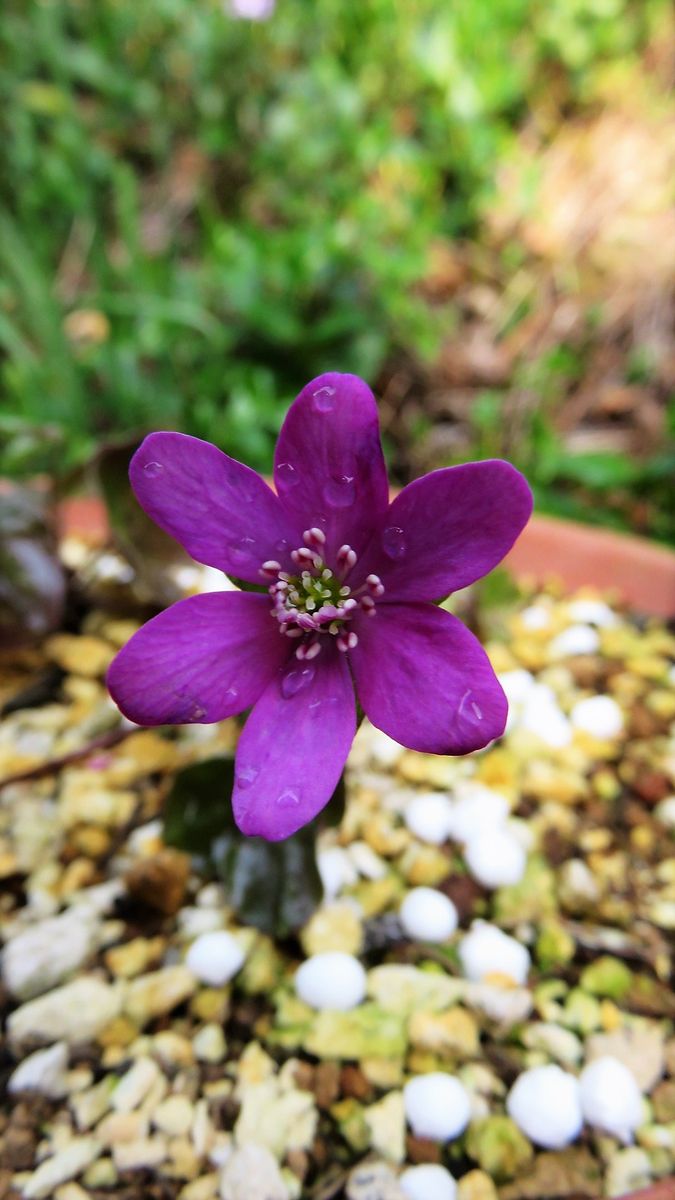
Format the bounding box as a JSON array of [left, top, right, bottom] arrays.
[[458, 690, 483, 725], [312, 385, 336, 413], [189, 704, 206, 721], [225, 686, 239, 702], [275, 538, 290, 554], [277, 462, 299, 488], [237, 765, 259, 789], [143, 461, 164, 477], [323, 474, 355, 508], [277, 788, 300, 809], [281, 664, 315, 699], [382, 525, 406, 559], [228, 536, 256, 565]]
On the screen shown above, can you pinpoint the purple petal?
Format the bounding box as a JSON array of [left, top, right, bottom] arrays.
[[233, 643, 356, 840], [350, 602, 507, 754], [273, 373, 389, 560], [107, 592, 290, 725], [356, 461, 532, 601], [130, 432, 300, 583]]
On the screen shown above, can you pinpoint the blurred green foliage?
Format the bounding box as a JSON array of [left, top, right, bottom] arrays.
[[0, 0, 671, 538]]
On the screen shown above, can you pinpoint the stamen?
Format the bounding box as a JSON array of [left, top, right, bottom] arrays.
[[260, 559, 282, 577], [360, 596, 376, 616], [337, 544, 358, 572], [366, 574, 385, 598], [296, 639, 321, 661], [337, 631, 359, 652], [303, 527, 326, 549]]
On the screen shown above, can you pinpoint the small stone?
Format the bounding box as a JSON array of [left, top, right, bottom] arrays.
[[295, 952, 366, 1011], [22, 1137, 103, 1199], [193, 1023, 227, 1063], [399, 888, 458, 942], [535, 922, 575, 971], [125, 848, 190, 915], [218, 1142, 287, 1200], [46, 633, 114, 676], [301, 901, 364, 957], [464, 830, 526, 889], [317, 846, 358, 898], [2, 909, 98, 999], [179, 1177, 219, 1200], [185, 931, 246, 987], [579, 1056, 643, 1141], [404, 794, 454, 845], [124, 965, 197, 1026], [522, 1023, 582, 1068], [550, 625, 600, 657], [97, 1111, 149, 1145], [363, 1091, 405, 1163], [605, 1147, 651, 1197], [8, 976, 122, 1047], [456, 1170, 498, 1200], [580, 956, 632, 999], [54, 1185, 90, 1200], [652, 1078, 675, 1123], [403, 1073, 471, 1142], [400, 1163, 457, 1200], [112, 1057, 162, 1112], [571, 694, 624, 739], [153, 1095, 194, 1136], [408, 1008, 479, 1059], [458, 921, 530, 986], [346, 1159, 406, 1200], [112, 1136, 168, 1171], [585, 1025, 665, 1091], [567, 598, 618, 627], [7, 1041, 69, 1097], [447, 785, 510, 843], [105, 936, 164, 979], [465, 1115, 534, 1180], [506, 1065, 582, 1149], [71, 1078, 116, 1130], [519, 685, 572, 748]]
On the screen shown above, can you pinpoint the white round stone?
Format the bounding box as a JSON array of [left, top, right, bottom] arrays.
[[507, 1064, 583, 1149], [654, 795, 675, 829], [399, 1163, 457, 1200], [497, 669, 537, 707], [185, 931, 245, 987], [520, 604, 551, 630], [520, 684, 572, 748], [464, 829, 527, 889], [399, 888, 458, 943], [567, 599, 618, 627], [446, 785, 510, 844], [579, 1056, 644, 1142], [570, 695, 624, 739], [403, 1072, 471, 1141], [458, 921, 530, 985], [405, 793, 455, 845], [294, 952, 366, 1011], [317, 846, 358, 900], [550, 624, 600, 657]]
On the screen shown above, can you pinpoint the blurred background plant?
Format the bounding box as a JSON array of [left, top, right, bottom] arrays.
[[1, 0, 673, 541]]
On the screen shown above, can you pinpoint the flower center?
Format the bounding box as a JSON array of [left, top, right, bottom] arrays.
[[260, 528, 383, 660]]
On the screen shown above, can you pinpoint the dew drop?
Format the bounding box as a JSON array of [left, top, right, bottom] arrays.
[[143, 461, 164, 478], [228, 536, 256, 565], [323, 474, 355, 508], [189, 704, 206, 721], [277, 788, 300, 809], [275, 538, 290, 555], [281, 664, 316, 699], [237, 765, 259, 789], [458, 690, 483, 724], [277, 462, 299, 488], [382, 525, 406, 559], [312, 385, 336, 413], [225, 686, 239, 702]]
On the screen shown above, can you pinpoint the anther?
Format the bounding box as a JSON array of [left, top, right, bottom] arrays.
[[337, 631, 359, 652], [260, 559, 282, 576], [303, 527, 326, 549], [337, 544, 357, 570], [360, 596, 376, 615], [296, 639, 321, 661], [366, 573, 385, 598]]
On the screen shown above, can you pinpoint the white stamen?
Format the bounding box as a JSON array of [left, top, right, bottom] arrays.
[[297, 639, 322, 661], [303, 527, 326, 548], [337, 631, 358, 652]]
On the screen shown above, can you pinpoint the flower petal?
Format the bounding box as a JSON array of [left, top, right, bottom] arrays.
[[273, 373, 388, 559], [130, 432, 300, 583], [350, 602, 507, 754], [357, 460, 532, 601], [232, 643, 356, 840], [107, 592, 290, 725]]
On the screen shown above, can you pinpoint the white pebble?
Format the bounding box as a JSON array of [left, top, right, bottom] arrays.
[[579, 1056, 644, 1142], [498, 668, 537, 707], [464, 828, 526, 889], [458, 921, 530, 985], [520, 604, 551, 630], [520, 684, 572, 748], [570, 695, 624, 739], [507, 1064, 582, 1148], [399, 888, 458, 943], [317, 846, 358, 899], [567, 598, 618, 627], [403, 1073, 471, 1141], [348, 841, 387, 880], [446, 784, 510, 843], [8, 1042, 69, 1098], [654, 795, 675, 829], [404, 793, 455, 845], [295, 952, 366, 1011], [369, 728, 405, 767], [550, 624, 600, 657], [399, 1162, 457, 1200], [185, 931, 246, 987]]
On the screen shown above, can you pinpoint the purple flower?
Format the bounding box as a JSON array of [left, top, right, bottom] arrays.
[[107, 374, 532, 841]]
